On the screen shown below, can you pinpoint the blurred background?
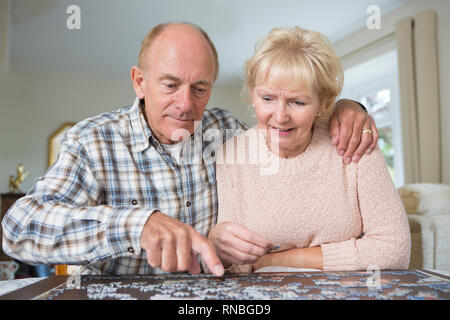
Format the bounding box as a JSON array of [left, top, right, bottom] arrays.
[[1, 0, 449, 191]]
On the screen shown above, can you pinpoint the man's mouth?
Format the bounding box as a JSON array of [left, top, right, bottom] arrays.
[[169, 116, 193, 122]]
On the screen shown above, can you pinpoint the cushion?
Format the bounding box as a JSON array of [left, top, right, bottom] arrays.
[[397, 183, 450, 216]]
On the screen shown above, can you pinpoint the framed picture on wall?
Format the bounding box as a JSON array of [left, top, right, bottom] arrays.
[[48, 122, 75, 167]]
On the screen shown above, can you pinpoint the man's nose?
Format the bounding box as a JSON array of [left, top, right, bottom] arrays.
[[176, 86, 194, 113]]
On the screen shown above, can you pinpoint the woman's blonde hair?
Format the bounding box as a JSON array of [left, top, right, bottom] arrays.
[[244, 26, 344, 122]]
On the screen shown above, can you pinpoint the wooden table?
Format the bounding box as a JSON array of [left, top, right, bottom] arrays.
[[0, 269, 449, 300]]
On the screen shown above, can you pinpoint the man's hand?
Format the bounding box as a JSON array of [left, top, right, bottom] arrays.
[[329, 99, 379, 164], [140, 211, 224, 276], [208, 222, 273, 268]]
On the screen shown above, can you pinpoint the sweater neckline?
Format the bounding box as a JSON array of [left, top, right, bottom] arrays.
[[249, 123, 330, 176]]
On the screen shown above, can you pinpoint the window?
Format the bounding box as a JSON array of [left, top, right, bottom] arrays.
[[359, 88, 395, 181], [341, 50, 404, 187]]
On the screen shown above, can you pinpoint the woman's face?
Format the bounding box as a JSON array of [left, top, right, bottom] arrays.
[[252, 80, 322, 157]]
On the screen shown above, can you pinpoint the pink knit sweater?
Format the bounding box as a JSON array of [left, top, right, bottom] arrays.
[[216, 124, 411, 272]]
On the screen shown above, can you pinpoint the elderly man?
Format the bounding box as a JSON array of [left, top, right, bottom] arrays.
[[2, 23, 378, 276]]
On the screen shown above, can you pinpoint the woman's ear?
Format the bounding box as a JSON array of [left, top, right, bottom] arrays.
[[249, 87, 257, 107], [317, 101, 325, 117], [130, 66, 145, 99], [320, 96, 330, 114], [316, 98, 329, 120]]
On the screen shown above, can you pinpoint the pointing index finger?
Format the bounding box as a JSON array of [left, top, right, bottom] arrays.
[[190, 231, 224, 276]]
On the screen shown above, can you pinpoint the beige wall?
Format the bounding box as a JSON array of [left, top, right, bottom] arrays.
[[334, 0, 450, 184], [0, 70, 132, 193], [209, 82, 256, 126], [0, 0, 9, 72], [0, 70, 249, 193]]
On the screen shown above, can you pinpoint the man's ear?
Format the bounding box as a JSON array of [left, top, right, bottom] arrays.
[[131, 66, 145, 99]]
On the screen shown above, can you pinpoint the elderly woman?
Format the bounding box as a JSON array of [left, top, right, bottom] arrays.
[[208, 26, 410, 273]]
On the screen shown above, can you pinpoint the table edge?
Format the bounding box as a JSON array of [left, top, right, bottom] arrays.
[[0, 276, 69, 300]]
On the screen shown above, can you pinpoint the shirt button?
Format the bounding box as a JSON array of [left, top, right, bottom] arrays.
[[127, 247, 135, 254], [186, 201, 191, 207], [132, 199, 138, 205]]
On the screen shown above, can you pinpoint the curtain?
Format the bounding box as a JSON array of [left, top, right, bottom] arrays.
[[395, 10, 441, 184]]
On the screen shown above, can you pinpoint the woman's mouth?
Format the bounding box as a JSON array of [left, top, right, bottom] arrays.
[[271, 126, 294, 136]]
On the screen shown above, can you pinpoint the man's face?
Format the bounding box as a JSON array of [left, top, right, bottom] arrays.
[[137, 26, 216, 144]]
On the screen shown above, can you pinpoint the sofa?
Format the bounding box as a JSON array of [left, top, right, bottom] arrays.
[[398, 183, 450, 270]]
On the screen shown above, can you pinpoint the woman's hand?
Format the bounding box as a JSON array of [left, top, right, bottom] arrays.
[[208, 222, 273, 268], [252, 250, 292, 271], [252, 246, 324, 272], [252, 253, 274, 271]]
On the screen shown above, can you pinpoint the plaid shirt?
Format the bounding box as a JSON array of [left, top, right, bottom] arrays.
[[2, 98, 247, 275]]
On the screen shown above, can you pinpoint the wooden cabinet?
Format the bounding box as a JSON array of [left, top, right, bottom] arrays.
[[1, 193, 24, 261], [1, 193, 54, 277]]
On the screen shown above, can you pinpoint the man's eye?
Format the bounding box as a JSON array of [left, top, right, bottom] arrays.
[[164, 83, 177, 89], [293, 101, 305, 106], [193, 87, 209, 96], [261, 96, 272, 101]]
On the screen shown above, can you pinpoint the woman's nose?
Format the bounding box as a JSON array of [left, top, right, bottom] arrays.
[[274, 102, 290, 123]]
